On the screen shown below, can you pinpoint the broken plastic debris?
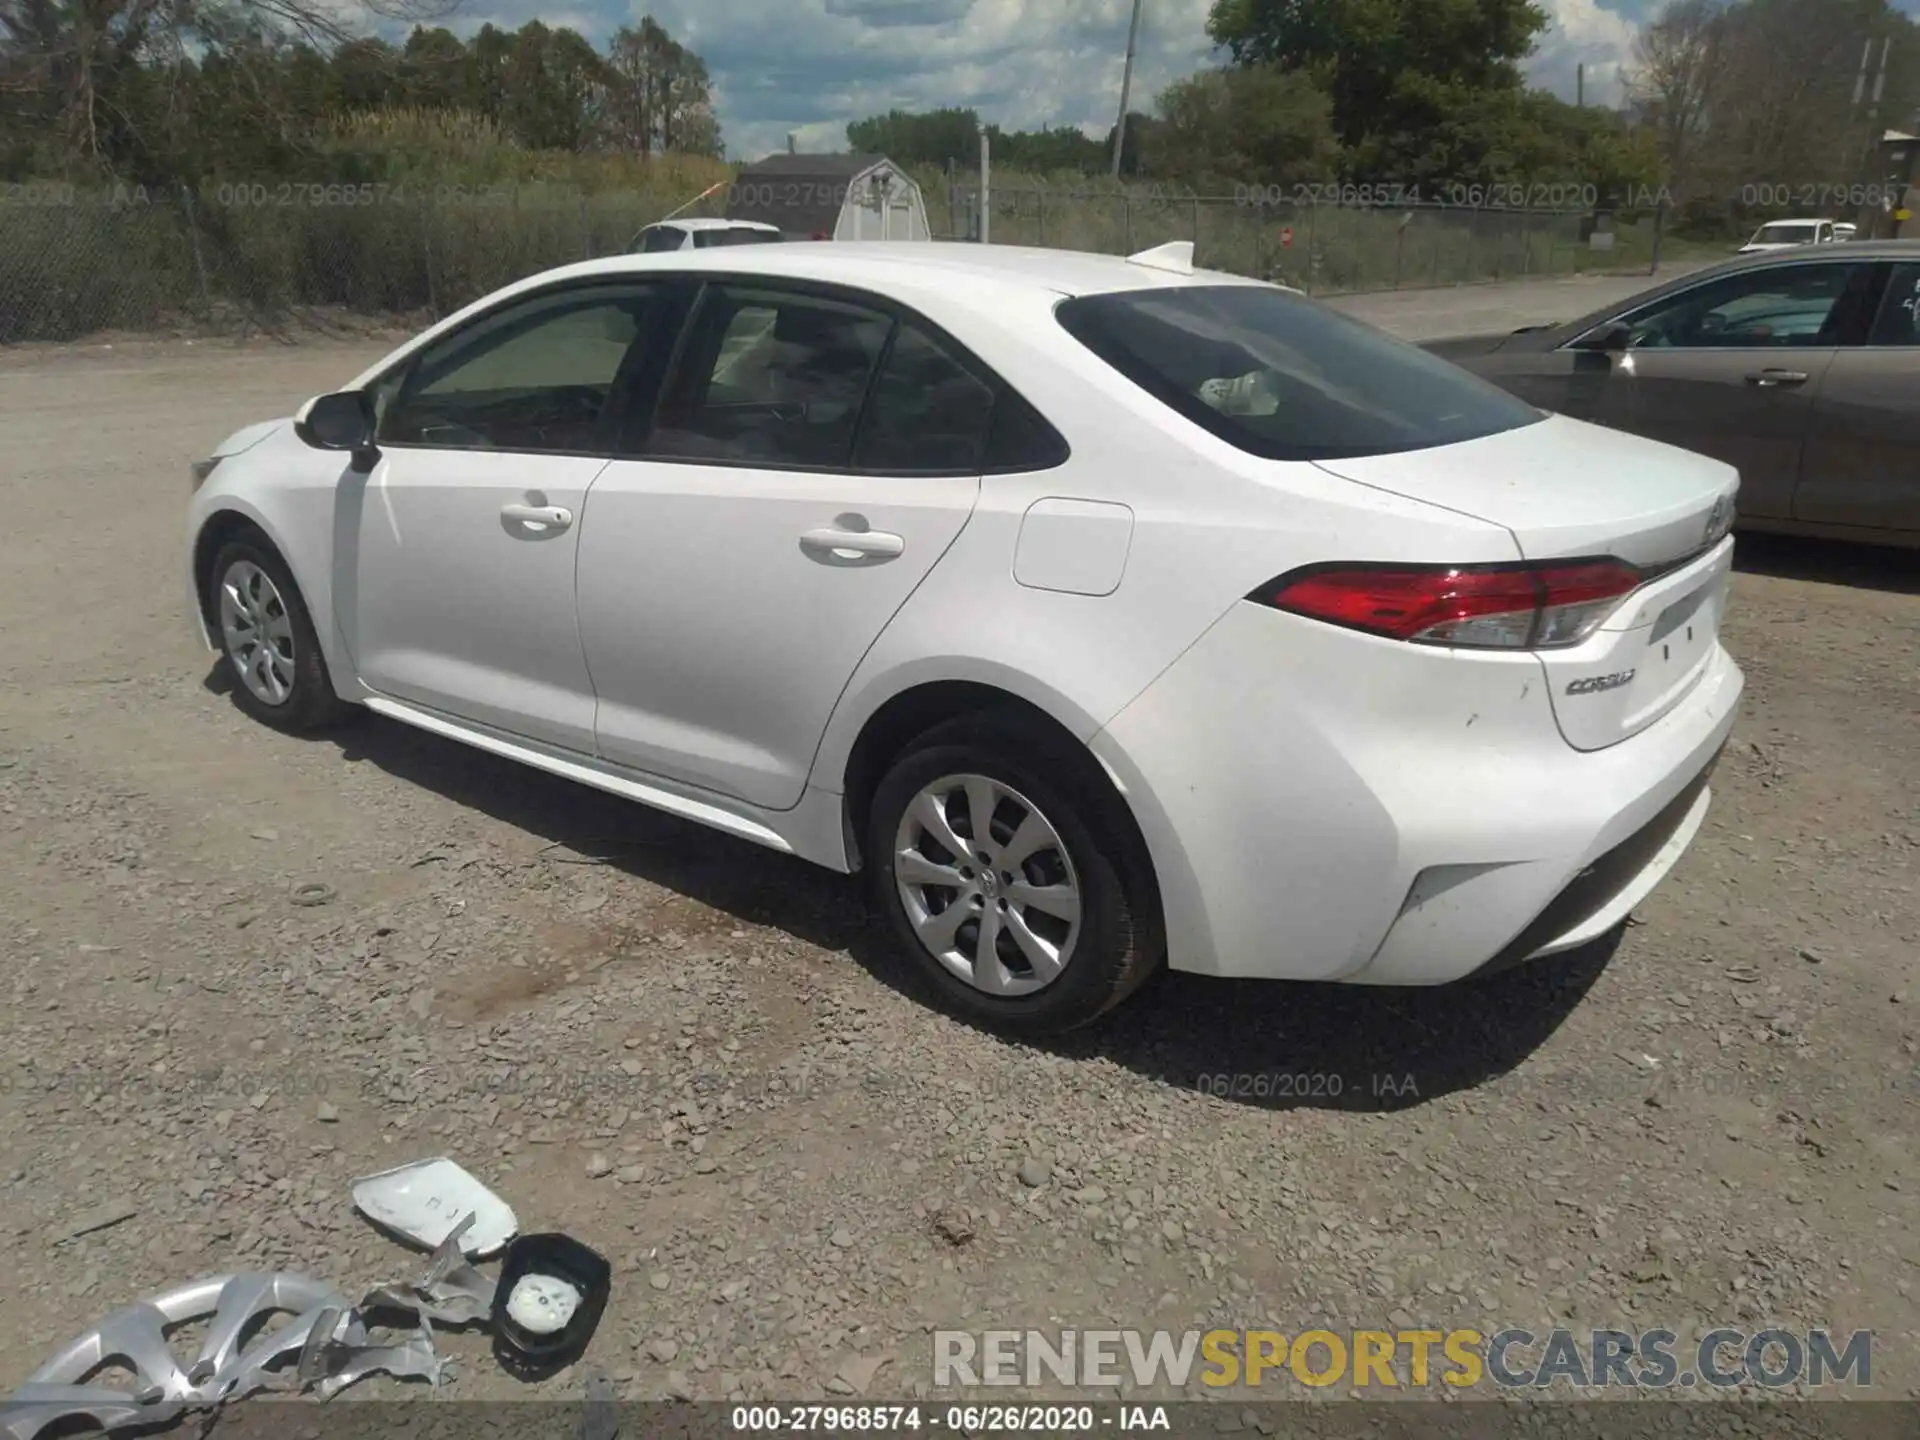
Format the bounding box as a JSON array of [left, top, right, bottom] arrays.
[[361, 1211, 499, 1326], [312, 1319, 449, 1401], [351, 1157, 518, 1257], [0, 1272, 352, 1440]]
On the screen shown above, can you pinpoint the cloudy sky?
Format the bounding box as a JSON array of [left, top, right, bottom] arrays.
[[450, 0, 1920, 160]]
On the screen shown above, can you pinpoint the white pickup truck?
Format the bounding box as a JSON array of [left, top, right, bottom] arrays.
[[1738, 218, 1844, 252]]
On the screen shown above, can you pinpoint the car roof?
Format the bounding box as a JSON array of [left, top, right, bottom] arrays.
[[514, 241, 1269, 303], [1756, 217, 1834, 226]]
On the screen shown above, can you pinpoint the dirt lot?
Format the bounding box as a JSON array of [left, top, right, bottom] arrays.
[[0, 288, 1915, 1417]]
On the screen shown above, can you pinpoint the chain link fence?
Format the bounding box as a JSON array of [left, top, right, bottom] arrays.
[[935, 184, 1667, 295], [0, 183, 725, 344], [0, 180, 1663, 344]]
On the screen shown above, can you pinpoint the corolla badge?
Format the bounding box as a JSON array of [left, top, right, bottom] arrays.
[[1704, 494, 1734, 547], [1566, 670, 1636, 696]]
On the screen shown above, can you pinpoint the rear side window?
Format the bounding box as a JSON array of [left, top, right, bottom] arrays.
[[649, 284, 892, 468], [1055, 285, 1543, 461], [1868, 262, 1920, 345], [853, 324, 995, 471], [639, 226, 686, 253]]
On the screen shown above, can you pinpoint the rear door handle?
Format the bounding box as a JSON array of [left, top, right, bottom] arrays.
[[1745, 369, 1809, 387], [800, 526, 905, 560], [501, 503, 573, 529]]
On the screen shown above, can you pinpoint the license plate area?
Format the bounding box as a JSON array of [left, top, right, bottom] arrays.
[[1541, 542, 1733, 751], [1621, 575, 1723, 730]]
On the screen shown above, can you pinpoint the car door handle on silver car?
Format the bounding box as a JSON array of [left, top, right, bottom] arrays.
[[800, 525, 905, 561], [500, 503, 573, 529], [1745, 369, 1809, 388]]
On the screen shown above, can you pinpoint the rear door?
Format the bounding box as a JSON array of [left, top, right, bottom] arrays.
[[1793, 260, 1920, 538], [575, 279, 994, 810], [1581, 258, 1878, 519]]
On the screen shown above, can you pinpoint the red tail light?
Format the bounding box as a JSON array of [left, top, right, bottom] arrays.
[[1251, 559, 1642, 650]]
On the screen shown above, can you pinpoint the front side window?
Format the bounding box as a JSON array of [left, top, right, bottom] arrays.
[[648, 285, 892, 468], [1610, 262, 1871, 349], [377, 284, 658, 453], [1055, 284, 1542, 462]]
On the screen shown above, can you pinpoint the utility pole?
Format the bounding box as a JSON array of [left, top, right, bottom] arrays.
[[1854, 35, 1891, 233], [1577, 63, 1585, 108], [1110, 0, 1145, 178]]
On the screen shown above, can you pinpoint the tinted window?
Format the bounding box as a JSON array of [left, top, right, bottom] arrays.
[[378, 285, 657, 453], [649, 285, 892, 468], [1055, 285, 1541, 462], [1868, 263, 1920, 345], [1614, 262, 1870, 349], [695, 228, 785, 248], [985, 388, 1070, 472], [639, 225, 686, 253], [1753, 224, 1817, 244], [853, 324, 995, 471]]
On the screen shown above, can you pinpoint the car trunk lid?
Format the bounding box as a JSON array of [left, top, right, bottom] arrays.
[[1312, 413, 1740, 750]]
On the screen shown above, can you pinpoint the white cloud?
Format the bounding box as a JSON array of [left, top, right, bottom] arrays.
[[436, 0, 1660, 157], [1526, 0, 1642, 108], [629, 0, 1219, 158]]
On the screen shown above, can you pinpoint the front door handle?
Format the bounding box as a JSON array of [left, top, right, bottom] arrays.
[[501, 503, 573, 530], [1745, 369, 1809, 387], [800, 526, 905, 560]]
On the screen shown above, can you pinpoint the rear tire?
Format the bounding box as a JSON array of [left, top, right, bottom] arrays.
[[207, 533, 354, 734], [866, 710, 1163, 1037]]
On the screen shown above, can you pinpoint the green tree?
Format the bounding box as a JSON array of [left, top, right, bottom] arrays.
[[847, 106, 981, 166], [1149, 63, 1339, 184], [1207, 0, 1549, 180]]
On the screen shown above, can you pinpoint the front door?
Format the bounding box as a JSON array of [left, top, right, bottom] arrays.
[[1577, 259, 1877, 520], [576, 281, 994, 810], [336, 280, 670, 751]]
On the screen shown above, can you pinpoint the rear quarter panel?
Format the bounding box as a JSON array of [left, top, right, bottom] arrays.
[[809, 285, 1528, 790]]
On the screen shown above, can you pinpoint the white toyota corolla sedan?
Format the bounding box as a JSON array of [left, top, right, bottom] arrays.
[[185, 240, 1744, 1035]]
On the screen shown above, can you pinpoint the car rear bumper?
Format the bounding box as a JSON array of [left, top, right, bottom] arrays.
[[1089, 602, 1744, 984]]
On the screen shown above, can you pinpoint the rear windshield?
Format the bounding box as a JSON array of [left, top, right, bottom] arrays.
[[695, 228, 785, 248], [1055, 285, 1542, 462]]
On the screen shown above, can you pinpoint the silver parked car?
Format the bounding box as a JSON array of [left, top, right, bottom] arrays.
[[1424, 241, 1920, 548]]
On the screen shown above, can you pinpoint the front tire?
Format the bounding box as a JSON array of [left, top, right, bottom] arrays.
[[867, 711, 1163, 1036], [207, 533, 353, 733]]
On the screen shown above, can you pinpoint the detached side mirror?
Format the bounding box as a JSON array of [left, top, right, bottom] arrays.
[[295, 391, 378, 468]]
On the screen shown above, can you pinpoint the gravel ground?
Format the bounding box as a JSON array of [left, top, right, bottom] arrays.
[[0, 286, 1914, 1417]]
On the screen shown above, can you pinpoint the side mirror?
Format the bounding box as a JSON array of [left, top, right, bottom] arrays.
[[1593, 322, 1634, 354], [295, 391, 378, 464]]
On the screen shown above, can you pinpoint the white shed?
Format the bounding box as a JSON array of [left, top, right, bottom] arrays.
[[725, 152, 931, 242]]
